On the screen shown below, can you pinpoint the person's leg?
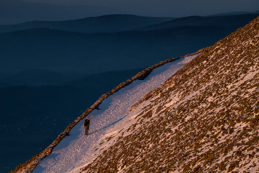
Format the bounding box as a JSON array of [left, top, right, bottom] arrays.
[[85, 126, 89, 135]]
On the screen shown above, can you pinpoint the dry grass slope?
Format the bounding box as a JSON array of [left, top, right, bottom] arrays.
[[81, 17, 259, 172]]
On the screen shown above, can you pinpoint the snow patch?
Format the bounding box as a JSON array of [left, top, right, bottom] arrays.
[[177, 54, 198, 64], [33, 54, 198, 173]]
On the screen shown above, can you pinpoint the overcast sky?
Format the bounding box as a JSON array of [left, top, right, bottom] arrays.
[[0, 0, 258, 24], [23, 0, 259, 16]]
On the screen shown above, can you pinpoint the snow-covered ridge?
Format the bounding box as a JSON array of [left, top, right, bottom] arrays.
[[13, 15, 259, 173], [81, 17, 259, 172], [31, 54, 198, 173], [12, 51, 199, 172]]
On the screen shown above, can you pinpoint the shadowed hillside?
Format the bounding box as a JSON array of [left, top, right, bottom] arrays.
[[0, 15, 251, 77], [1, 69, 142, 172], [0, 14, 173, 34], [140, 13, 259, 31], [0, 27, 212, 76]]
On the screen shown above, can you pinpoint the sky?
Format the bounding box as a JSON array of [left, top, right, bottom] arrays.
[[0, 0, 259, 24], [23, 0, 259, 16]]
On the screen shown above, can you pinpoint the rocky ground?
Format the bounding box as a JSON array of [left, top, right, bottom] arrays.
[[81, 17, 259, 172]]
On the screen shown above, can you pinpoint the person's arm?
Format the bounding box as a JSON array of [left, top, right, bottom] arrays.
[[81, 115, 93, 128]]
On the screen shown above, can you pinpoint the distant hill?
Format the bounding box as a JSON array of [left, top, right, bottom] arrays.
[[208, 10, 259, 16], [0, 68, 141, 172], [0, 69, 74, 87], [0, 82, 9, 88], [1, 13, 255, 77], [208, 11, 251, 16], [140, 13, 259, 31], [0, 0, 119, 25], [66, 68, 144, 89], [0, 26, 219, 76], [0, 14, 174, 34]]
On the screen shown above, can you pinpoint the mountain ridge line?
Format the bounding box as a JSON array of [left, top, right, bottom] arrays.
[[10, 51, 200, 173]]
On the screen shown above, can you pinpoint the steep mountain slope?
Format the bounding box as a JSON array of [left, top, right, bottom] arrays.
[[3, 14, 253, 172], [1, 69, 142, 172], [12, 16, 258, 172], [81, 17, 259, 172], [11, 53, 198, 172]]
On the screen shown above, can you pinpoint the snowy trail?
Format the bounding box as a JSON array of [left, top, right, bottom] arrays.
[[33, 55, 198, 173]]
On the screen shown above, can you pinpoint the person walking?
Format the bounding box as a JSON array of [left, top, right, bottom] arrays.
[[81, 115, 93, 135]]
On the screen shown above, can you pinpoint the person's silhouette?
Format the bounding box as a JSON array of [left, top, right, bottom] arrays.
[[81, 115, 93, 135]]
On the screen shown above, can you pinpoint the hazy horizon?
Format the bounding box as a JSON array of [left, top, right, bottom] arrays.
[[0, 0, 258, 24], [1, 0, 258, 172]]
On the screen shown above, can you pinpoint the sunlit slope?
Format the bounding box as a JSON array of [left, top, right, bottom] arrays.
[[82, 17, 259, 172]]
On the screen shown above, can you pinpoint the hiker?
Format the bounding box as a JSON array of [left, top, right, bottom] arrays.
[[81, 115, 93, 135]]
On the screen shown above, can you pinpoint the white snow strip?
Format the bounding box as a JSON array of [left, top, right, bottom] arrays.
[[33, 54, 198, 173]]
